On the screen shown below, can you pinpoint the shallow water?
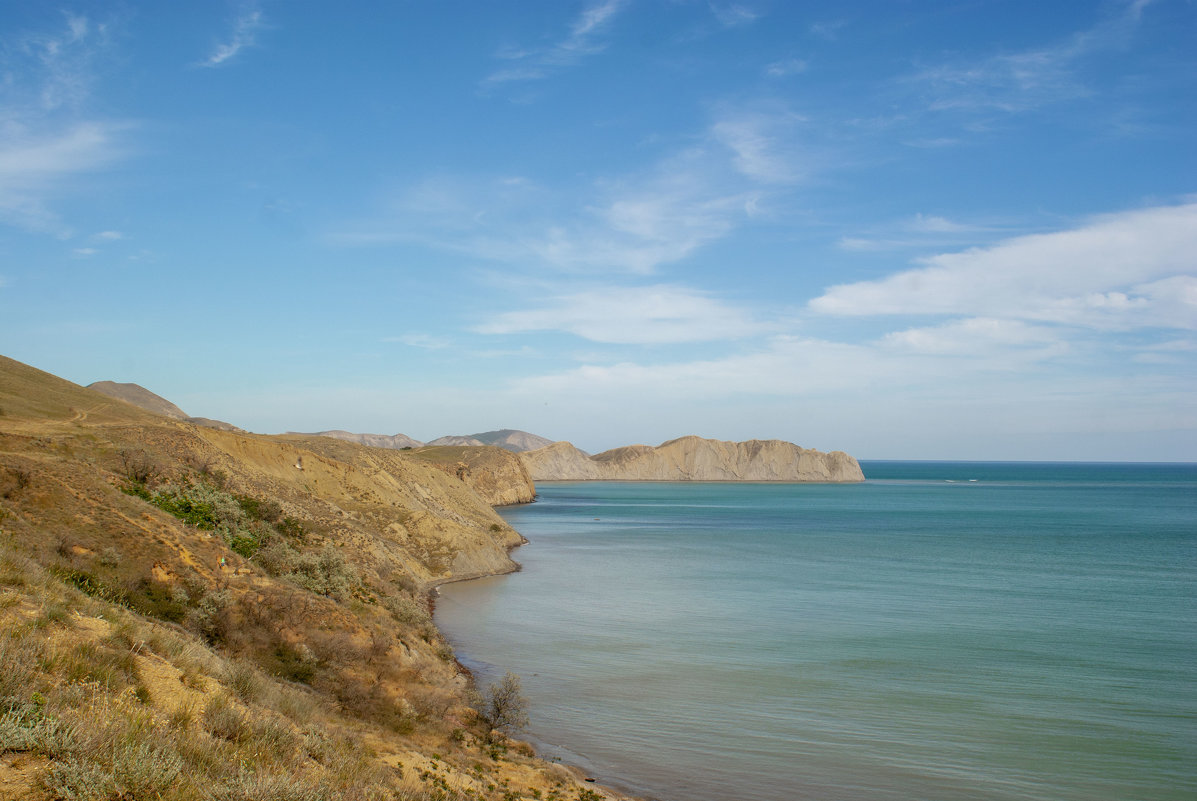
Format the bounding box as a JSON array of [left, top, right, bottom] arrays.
[[435, 463, 1197, 801]]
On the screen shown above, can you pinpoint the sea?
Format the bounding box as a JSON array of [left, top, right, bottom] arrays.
[[434, 462, 1197, 801]]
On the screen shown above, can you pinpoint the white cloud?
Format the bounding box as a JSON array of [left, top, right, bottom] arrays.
[[475, 284, 766, 344], [200, 6, 265, 68], [484, 0, 626, 86], [880, 317, 1067, 360], [812, 202, 1197, 330]]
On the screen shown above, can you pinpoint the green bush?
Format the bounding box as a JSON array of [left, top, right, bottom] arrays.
[[288, 545, 358, 600]]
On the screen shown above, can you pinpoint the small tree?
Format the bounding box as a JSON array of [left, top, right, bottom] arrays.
[[472, 672, 529, 743]]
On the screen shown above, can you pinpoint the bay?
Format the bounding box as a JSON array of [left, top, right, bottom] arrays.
[[434, 463, 1197, 801]]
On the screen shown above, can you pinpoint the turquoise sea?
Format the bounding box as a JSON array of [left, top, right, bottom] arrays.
[[434, 463, 1197, 801]]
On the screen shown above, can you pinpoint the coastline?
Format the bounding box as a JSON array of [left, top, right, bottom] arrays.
[[429, 536, 645, 799]]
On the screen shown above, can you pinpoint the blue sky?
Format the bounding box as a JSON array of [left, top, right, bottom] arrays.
[[1, 1, 1194, 460]]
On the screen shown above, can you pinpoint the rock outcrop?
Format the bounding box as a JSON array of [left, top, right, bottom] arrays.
[[520, 435, 865, 482]]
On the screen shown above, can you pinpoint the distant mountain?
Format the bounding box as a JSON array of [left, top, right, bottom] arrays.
[[520, 435, 865, 482], [428, 429, 554, 453], [298, 430, 424, 450], [425, 435, 486, 448], [87, 381, 244, 432], [294, 429, 552, 453]]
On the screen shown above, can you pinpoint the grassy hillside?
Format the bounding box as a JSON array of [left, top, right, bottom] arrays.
[[0, 356, 622, 801]]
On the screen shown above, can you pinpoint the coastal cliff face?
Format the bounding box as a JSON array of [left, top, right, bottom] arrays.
[[407, 445, 538, 506], [521, 435, 866, 482]]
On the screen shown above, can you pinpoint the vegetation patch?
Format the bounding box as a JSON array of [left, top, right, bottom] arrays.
[[120, 477, 307, 561]]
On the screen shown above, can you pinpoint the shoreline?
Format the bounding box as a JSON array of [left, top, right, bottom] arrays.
[[428, 537, 646, 800]]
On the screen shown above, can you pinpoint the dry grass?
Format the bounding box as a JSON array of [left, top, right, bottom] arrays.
[[0, 354, 631, 801]]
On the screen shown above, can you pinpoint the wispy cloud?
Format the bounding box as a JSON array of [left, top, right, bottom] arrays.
[[836, 213, 1010, 253], [813, 201, 1197, 331], [904, 0, 1154, 115], [483, 0, 626, 86], [8, 12, 113, 112], [708, 3, 761, 28], [386, 333, 453, 350], [331, 106, 808, 274], [0, 14, 130, 234], [199, 5, 265, 68], [475, 284, 766, 344], [765, 57, 807, 78], [0, 121, 129, 233], [710, 109, 809, 184]]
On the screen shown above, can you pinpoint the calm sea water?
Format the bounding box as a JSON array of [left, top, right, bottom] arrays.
[[435, 463, 1197, 801]]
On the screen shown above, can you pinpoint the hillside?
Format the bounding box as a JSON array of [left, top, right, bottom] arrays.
[[521, 435, 865, 482], [0, 355, 625, 801], [88, 380, 245, 433]]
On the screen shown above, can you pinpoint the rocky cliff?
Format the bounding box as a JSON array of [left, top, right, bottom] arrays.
[[520, 435, 865, 482], [407, 445, 538, 506]]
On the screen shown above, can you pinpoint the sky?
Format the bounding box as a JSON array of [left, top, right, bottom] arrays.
[[1, 1, 1195, 461]]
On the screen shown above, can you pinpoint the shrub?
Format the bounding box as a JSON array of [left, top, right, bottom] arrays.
[[237, 495, 283, 524], [118, 449, 159, 485], [127, 576, 188, 623], [225, 660, 266, 703], [383, 595, 430, 626], [254, 540, 299, 576], [40, 755, 116, 801], [271, 642, 318, 684], [471, 673, 529, 743], [288, 545, 358, 600], [203, 695, 249, 743], [112, 741, 184, 798], [275, 516, 307, 541], [0, 706, 79, 757], [210, 770, 328, 801]]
